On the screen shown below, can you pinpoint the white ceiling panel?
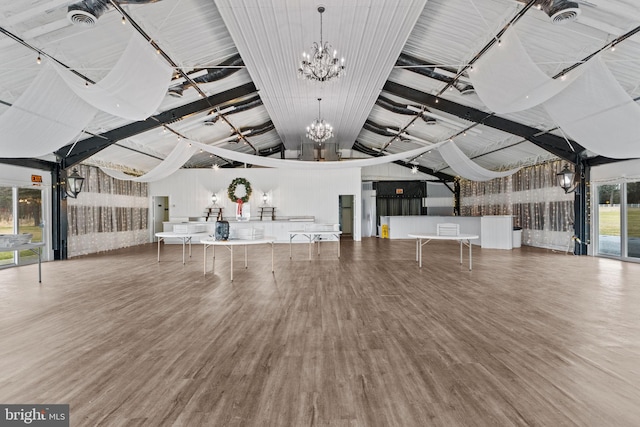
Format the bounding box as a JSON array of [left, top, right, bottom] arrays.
[[215, 0, 427, 149]]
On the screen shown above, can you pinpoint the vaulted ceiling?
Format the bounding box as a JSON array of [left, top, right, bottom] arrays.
[[1, 0, 639, 180]]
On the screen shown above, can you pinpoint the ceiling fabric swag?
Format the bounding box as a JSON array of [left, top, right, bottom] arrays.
[[468, 27, 582, 114], [438, 140, 520, 181], [55, 33, 174, 121], [189, 139, 446, 170], [543, 57, 640, 159], [0, 62, 96, 157], [101, 139, 199, 182]]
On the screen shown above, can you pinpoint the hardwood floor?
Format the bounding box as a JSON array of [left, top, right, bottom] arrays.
[[1, 238, 640, 426]]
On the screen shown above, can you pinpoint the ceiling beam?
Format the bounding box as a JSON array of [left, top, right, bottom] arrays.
[[57, 82, 258, 169], [384, 80, 590, 163], [0, 157, 56, 171]]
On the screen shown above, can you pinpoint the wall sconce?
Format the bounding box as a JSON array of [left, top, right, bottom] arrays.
[[65, 168, 85, 198], [557, 164, 576, 194], [212, 193, 218, 205], [262, 193, 268, 204]]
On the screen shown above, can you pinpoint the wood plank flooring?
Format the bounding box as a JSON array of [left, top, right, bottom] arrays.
[[1, 238, 640, 426]]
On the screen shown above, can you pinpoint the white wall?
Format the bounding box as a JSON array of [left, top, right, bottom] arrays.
[[148, 167, 362, 240]]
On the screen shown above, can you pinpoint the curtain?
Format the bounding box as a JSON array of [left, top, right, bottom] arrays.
[[460, 160, 574, 250], [67, 165, 149, 257], [438, 140, 520, 181]]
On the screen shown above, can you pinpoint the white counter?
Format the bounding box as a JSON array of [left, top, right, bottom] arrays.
[[380, 215, 514, 249]]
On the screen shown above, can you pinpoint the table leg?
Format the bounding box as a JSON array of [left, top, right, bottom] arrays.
[[289, 236, 293, 259], [419, 239, 423, 268], [157, 238, 161, 262], [271, 242, 274, 273], [459, 240, 463, 265], [230, 246, 234, 281], [37, 247, 41, 283], [469, 240, 473, 271], [308, 235, 312, 261], [415, 239, 419, 262], [203, 244, 207, 275], [188, 238, 192, 258], [244, 245, 248, 268], [182, 238, 186, 265], [337, 235, 340, 258]]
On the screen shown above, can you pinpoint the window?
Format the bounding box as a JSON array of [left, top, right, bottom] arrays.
[[627, 182, 640, 259], [0, 186, 43, 267], [595, 181, 640, 261], [0, 186, 15, 266], [596, 184, 621, 257]]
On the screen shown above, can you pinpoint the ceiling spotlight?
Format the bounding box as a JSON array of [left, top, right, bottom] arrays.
[[36, 53, 41, 64], [411, 165, 418, 174], [121, 15, 126, 24]]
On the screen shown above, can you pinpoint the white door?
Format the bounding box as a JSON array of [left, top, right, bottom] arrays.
[[153, 196, 169, 240]]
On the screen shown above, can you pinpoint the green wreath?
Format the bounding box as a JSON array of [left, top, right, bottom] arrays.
[[227, 177, 252, 203]]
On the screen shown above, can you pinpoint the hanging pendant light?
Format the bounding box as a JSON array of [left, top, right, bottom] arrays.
[[298, 6, 345, 82], [306, 98, 333, 143]]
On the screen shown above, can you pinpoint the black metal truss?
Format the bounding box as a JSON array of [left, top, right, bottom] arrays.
[[383, 81, 622, 165], [56, 82, 257, 169]]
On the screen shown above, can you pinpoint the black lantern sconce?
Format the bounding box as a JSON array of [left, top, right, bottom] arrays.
[[65, 168, 85, 198], [557, 164, 577, 194]]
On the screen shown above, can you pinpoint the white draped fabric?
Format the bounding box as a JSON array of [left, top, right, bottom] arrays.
[[190, 140, 446, 170], [0, 63, 96, 157], [468, 27, 581, 114], [56, 34, 173, 121], [438, 140, 520, 181], [100, 138, 445, 181], [101, 139, 200, 181], [0, 33, 172, 158], [543, 57, 640, 159]]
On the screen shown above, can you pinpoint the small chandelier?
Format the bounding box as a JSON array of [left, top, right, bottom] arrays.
[[306, 98, 333, 143], [298, 6, 345, 82]]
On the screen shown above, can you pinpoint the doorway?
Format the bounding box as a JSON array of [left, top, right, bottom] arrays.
[[152, 196, 169, 241], [339, 195, 354, 237]]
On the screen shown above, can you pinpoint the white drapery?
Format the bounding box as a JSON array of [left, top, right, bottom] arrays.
[[438, 140, 520, 181], [100, 139, 202, 182], [543, 57, 640, 159], [101, 138, 444, 180], [468, 27, 581, 114], [0, 63, 96, 157], [190, 140, 446, 170], [56, 34, 173, 121], [0, 33, 172, 158], [468, 25, 640, 159]]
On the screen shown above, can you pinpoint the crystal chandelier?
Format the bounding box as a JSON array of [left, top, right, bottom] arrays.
[[306, 98, 333, 143], [298, 6, 345, 82]]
